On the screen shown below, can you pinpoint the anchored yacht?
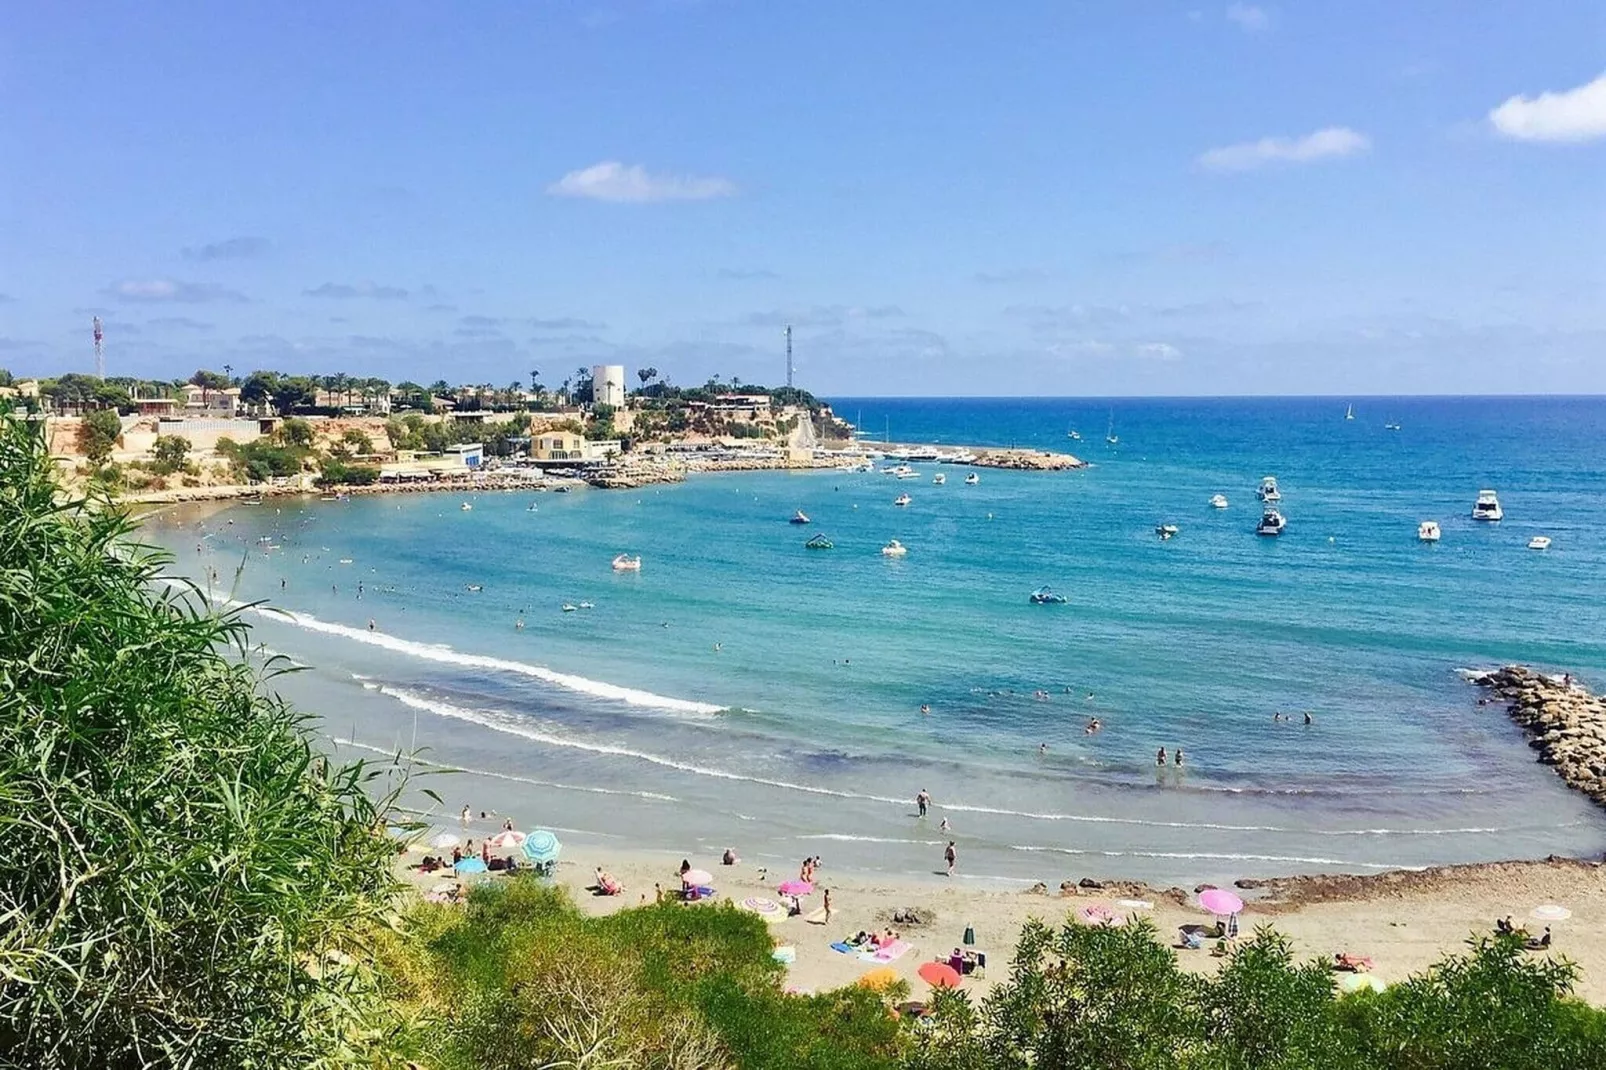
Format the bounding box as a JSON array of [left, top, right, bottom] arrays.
[[1471, 490, 1503, 522]]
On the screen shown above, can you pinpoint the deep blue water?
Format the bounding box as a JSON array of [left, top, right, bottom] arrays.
[[148, 396, 1606, 886]]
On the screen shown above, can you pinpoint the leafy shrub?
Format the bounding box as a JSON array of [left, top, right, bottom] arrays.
[[0, 417, 406, 1068]]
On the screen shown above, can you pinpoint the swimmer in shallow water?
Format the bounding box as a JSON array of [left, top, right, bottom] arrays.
[[920, 704, 931, 715]]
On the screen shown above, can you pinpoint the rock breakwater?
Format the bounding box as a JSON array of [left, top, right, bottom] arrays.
[[1473, 665, 1606, 808]]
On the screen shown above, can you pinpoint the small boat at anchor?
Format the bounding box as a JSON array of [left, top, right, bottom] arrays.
[[1256, 508, 1286, 537], [1030, 586, 1068, 605], [1156, 523, 1179, 540], [1418, 521, 1441, 543], [805, 533, 834, 550], [1257, 476, 1281, 502], [964, 472, 980, 485], [932, 473, 946, 485], [789, 510, 811, 524], [460, 502, 473, 511], [1210, 494, 1229, 509], [893, 493, 912, 507], [881, 539, 908, 557], [1528, 536, 1552, 550], [611, 553, 642, 571], [561, 603, 577, 612], [1472, 490, 1503, 522]]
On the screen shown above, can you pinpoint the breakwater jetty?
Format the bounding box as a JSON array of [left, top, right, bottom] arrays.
[[1472, 665, 1606, 808]]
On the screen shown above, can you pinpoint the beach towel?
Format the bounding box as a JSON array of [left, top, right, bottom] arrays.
[[831, 942, 857, 954], [772, 945, 797, 965], [875, 940, 913, 962]]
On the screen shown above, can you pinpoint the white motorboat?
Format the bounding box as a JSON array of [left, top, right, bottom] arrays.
[[893, 493, 912, 507], [964, 473, 980, 485], [1528, 536, 1552, 550], [1067, 428, 1082, 441], [1156, 523, 1179, 540], [1418, 521, 1441, 543], [1471, 490, 1503, 522], [460, 502, 473, 511], [932, 473, 946, 485], [561, 603, 577, 612], [611, 553, 642, 571], [895, 468, 921, 480], [1210, 494, 1229, 509], [881, 539, 908, 557], [789, 510, 811, 525], [1257, 476, 1281, 502], [1255, 508, 1286, 537], [578, 601, 595, 608]]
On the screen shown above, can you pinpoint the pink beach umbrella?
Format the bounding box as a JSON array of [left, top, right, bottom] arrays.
[[777, 879, 813, 896], [487, 830, 526, 849], [1198, 888, 1244, 916], [683, 868, 714, 886]]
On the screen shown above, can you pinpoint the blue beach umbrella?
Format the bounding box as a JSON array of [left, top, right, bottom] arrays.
[[454, 857, 488, 874], [522, 829, 562, 865]]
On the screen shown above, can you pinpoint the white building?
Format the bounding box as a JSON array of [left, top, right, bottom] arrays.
[[592, 364, 626, 407]]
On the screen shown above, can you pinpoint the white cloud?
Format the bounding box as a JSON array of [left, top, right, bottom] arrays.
[[1225, 3, 1268, 31], [304, 281, 411, 300], [1488, 71, 1606, 143], [546, 161, 737, 203], [107, 279, 247, 303], [1136, 342, 1184, 360], [1048, 340, 1182, 361], [1197, 126, 1370, 172]]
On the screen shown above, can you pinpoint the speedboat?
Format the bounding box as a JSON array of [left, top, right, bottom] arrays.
[[790, 510, 811, 524], [1210, 494, 1229, 509], [1385, 421, 1402, 431], [881, 539, 908, 557], [561, 603, 577, 612], [964, 473, 980, 485], [1255, 508, 1286, 537], [1067, 429, 1081, 440], [1257, 476, 1281, 502], [895, 468, 921, 480], [1418, 521, 1441, 543], [578, 601, 595, 609], [460, 502, 473, 511], [1471, 490, 1503, 522], [1030, 586, 1068, 605], [932, 473, 946, 485], [1156, 523, 1179, 540], [893, 493, 912, 507], [1528, 536, 1552, 550], [805, 533, 834, 550], [611, 553, 642, 571]]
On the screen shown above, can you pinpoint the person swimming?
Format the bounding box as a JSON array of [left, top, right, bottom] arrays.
[[1156, 747, 1168, 766]]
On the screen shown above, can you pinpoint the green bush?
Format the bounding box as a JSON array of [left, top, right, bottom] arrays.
[[382, 880, 905, 1070], [0, 417, 407, 1068]]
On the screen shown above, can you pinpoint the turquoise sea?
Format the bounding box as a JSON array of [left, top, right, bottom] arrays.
[[148, 396, 1606, 888]]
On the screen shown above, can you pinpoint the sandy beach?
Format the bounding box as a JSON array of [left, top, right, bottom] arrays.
[[401, 837, 1606, 1005]]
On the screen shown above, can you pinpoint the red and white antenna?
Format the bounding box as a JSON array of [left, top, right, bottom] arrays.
[[93, 316, 105, 379]]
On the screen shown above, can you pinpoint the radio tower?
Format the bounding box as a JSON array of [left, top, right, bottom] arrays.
[[784, 325, 793, 389], [93, 316, 105, 379]]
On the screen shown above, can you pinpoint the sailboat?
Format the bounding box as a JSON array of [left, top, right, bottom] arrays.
[[1345, 403, 1355, 421], [1105, 413, 1119, 445]]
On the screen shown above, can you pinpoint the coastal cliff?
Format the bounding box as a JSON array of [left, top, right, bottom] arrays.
[[1473, 666, 1606, 808]]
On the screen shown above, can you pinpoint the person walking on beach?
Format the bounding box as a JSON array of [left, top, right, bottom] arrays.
[[823, 888, 833, 923], [916, 789, 931, 817], [944, 841, 958, 877]]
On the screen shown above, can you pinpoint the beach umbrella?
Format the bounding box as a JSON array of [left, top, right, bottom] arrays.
[[1336, 972, 1387, 995], [1198, 888, 1244, 916], [740, 896, 785, 919], [453, 857, 487, 874], [918, 961, 962, 988], [777, 879, 813, 896], [521, 829, 562, 864], [1532, 904, 1572, 922], [487, 830, 526, 849], [683, 868, 714, 886], [857, 966, 900, 990], [430, 832, 461, 850]]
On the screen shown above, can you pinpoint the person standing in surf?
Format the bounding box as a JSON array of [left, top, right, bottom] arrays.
[[944, 841, 957, 877], [916, 789, 931, 817]]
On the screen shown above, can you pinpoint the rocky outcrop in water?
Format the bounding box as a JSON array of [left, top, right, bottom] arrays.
[[1473, 665, 1606, 808], [972, 449, 1085, 471]]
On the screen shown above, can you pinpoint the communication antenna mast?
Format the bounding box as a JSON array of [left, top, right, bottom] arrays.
[[784, 324, 793, 389], [93, 316, 105, 378]]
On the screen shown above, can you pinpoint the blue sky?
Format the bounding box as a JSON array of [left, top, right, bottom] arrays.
[[2, 1, 1603, 395]]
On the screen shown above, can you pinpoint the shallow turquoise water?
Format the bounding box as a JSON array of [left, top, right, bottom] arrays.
[[149, 396, 1606, 886]]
